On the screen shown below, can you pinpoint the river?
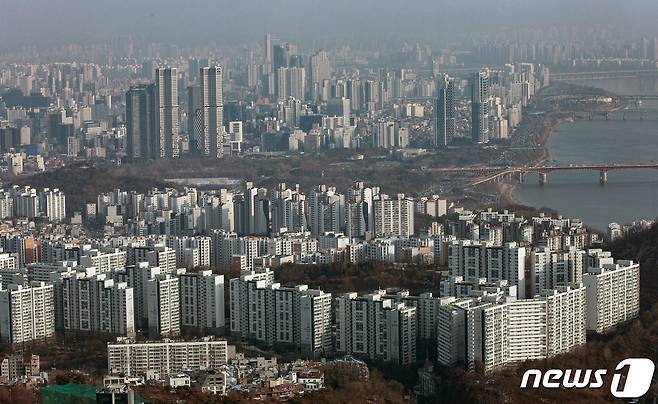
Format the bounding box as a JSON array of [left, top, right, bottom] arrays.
[[514, 77, 658, 232]]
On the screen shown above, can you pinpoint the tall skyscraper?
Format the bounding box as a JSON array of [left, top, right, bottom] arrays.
[[471, 70, 490, 144], [277, 67, 288, 101], [326, 97, 351, 127], [199, 66, 224, 158], [435, 75, 455, 148], [264, 33, 273, 66], [187, 84, 202, 154], [155, 68, 180, 158], [310, 50, 332, 100], [126, 84, 157, 160], [277, 66, 306, 101], [188, 58, 200, 83], [288, 66, 306, 101], [374, 120, 401, 149]]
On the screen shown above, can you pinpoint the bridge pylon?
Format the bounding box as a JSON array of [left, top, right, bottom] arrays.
[[599, 170, 608, 185]]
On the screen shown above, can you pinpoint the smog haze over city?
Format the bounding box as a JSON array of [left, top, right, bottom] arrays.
[[3, 0, 658, 47], [0, 1, 657, 403]]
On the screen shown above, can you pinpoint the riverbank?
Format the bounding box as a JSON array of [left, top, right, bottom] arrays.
[[493, 111, 571, 210], [494, 85, 626, 211]]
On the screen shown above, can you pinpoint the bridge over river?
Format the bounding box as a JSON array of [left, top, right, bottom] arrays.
[[429, 164, 658, 186]]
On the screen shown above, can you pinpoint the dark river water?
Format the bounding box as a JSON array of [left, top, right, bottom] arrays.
[[514, 77, 658, 231]]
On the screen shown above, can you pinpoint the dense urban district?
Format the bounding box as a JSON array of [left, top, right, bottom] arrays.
[[0, 28, 657, 403]]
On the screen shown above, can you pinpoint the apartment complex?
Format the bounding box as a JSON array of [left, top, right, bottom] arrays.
[[583, 260, 640, 333], [0, 282, 55, 344], [335, 290, 417, 365], [107, 337, 228, 377]]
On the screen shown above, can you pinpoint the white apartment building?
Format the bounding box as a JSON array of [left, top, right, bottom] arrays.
[[583, 260, 640, 333], [229, 271, 332, 356], [449, 241, 526, 298], [335, 290, 417, 365], [229, 268, 275, 336], [372, 194, 414, 238], [385, 291, 442, 341], [365, 240, 395, 262], [132, 246, 176, 273], [415, 195, 447, 218], [544, 285, 587, 356], [126, 262, 161, 328], [107, 337, 228, 377], [167, 236, 211, 269], [531, 246, 584, 296], [0, 253, 17, 270], [506, 298, 547, 363], [486, 242, 526, 298], [146, 273, 180, 337], [299, 288, 333, 355], [25, 262, 78, 284], [40, 188, 66, 222], [448, 240, 489, 281], [79, 249, 127, 273], [60, 271, 135, 337], [466, 302, 509, 371], [179, 270, 224, 333], [456, 284, 587, 372], [0, 282, 55, 344], [437, 297, 473, 367]]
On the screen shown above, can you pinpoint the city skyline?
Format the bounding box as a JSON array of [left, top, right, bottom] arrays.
[[3, 0, 658, 49], [0, 2, 656, 402]]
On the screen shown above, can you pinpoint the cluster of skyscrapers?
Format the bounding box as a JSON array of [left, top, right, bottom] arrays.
[[434, 63, 548, 147], [126, 66, 226, 159]]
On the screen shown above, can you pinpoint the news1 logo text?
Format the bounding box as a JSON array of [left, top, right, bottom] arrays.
[[520, 358, 655, 398]]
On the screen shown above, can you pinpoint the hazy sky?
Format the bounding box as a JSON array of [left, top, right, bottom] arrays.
[[2, 0, 658, 47]]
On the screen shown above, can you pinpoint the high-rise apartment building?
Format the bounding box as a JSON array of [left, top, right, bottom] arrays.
[[309, 50, 331, 100], [434, 75, 455, 147], [335, 290, 417, 365], [126, 84, 156, 160], [374, 120, 399, 149], [229, 269, 275, 335], [107, 337, 228, 377], [531, 246, 585, 295], [125, 262, 161, 329], [199, 66, 224, 158], [471, 70, 490, 143], [345, 182, 379, 239], [448, 240, 526, 298], [372, 194, 414, 238], [146, 273, 180, 337], [229, 270, 331, 356], [60, 271, 135, 337], [277, 67, 306, 101], [155, 68, 179, 158], [0, 282, 55, 344], [441, 284, 586, 372], [187, 84, 202, 155], [179, 270, 224, 333], [307, 185, 343, 238], [583, 260, 640, 333], [40, 188, 66, 222], [269, 184, 307, 235]]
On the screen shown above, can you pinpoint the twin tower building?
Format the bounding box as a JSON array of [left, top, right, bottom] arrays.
[[434, 70, 490, 147], [126, 66, 224, 160]]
